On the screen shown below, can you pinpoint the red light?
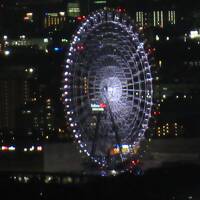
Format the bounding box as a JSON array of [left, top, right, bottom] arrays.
[[100, 103, 107, 108], [76, 44, 84, 51], [76, 15, 86, 22], [131, 159, 139, 166], [153, 111, 160, 116], [2, 146, 8, 151], [116, 7, 125, 13], [148, 47, 156, 55], [132, 160, 136, 165]]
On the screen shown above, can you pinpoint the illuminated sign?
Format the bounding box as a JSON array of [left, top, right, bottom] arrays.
[[91, 103, 107, 111], [110, 144, 134, 155]]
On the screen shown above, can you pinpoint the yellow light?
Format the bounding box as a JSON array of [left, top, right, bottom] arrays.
[[159, 60, 162, 67]]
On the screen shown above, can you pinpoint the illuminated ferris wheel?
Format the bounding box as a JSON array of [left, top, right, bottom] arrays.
[[63, 9, 153, 170]]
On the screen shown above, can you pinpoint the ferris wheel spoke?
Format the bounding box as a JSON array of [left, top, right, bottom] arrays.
[[91, 113, 101, 156], [104, 96, 123, 161]]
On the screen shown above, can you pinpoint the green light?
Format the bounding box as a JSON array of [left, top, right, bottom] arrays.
[[94, 0, 106, 4], [92, 108, 104, 112]]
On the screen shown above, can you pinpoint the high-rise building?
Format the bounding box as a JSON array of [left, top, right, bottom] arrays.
[[0, 66, 36, 131], [17, 96, 56, 139], [135, 10, 176, 28], [44, 12, 66, 28]]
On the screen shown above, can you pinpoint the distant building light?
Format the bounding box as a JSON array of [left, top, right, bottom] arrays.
[[20, 35, 26, 39], [29, 68, 34, 73], [27, 12, 33, 17], [61, 39, 68, 43], [4, 50, 10, 56], [163, 94, 166, 99], [44, 38, 48, 43], [67, 2, 80, 17], [166, 36, 170, 41], [46, 13, 58, 17], [3, 35, 8, 40], [190, 30, 200, 39], [37, 146, 42, 151], [94, 0, 107, 4], [159, 60, 162, 67], [54, 47, 62, 52], [59, 11, 65, 16], [29, 146, 34, 152], [156, 35, 160, 41]]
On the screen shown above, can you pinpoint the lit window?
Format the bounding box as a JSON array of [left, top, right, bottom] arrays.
[[67, 3, 80, 17]]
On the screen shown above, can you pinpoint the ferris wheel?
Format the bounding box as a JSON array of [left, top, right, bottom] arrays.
[[63, 9, 153, 170]]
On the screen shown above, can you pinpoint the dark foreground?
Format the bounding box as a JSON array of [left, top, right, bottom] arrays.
[[1, 162, 200, 200]]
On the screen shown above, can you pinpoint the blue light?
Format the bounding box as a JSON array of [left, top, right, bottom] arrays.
[[54, 47, 60, 52]]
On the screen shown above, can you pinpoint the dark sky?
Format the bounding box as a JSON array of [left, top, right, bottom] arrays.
[[2, 0, 200, 10]]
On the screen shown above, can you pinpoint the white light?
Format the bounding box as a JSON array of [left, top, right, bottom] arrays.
[[3, 35, 8, 40], [59, 11, 65, 16], [29, 68, 34, 73], [87, 152, 90, 156], [24, 148, 27, 152], [37, 146, 42, 151], [44, 38, 48, 43], [30, 146, 34, 151], [4, 50, 10, 56], [9, 146, 15, 151], [190, 30, 200, 39], [20, 35, 26, 39], [156, 35, 160, 41], [166, 36, 170, 40], [70, 123, 74, 127], [111, 170, 117, 176]]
